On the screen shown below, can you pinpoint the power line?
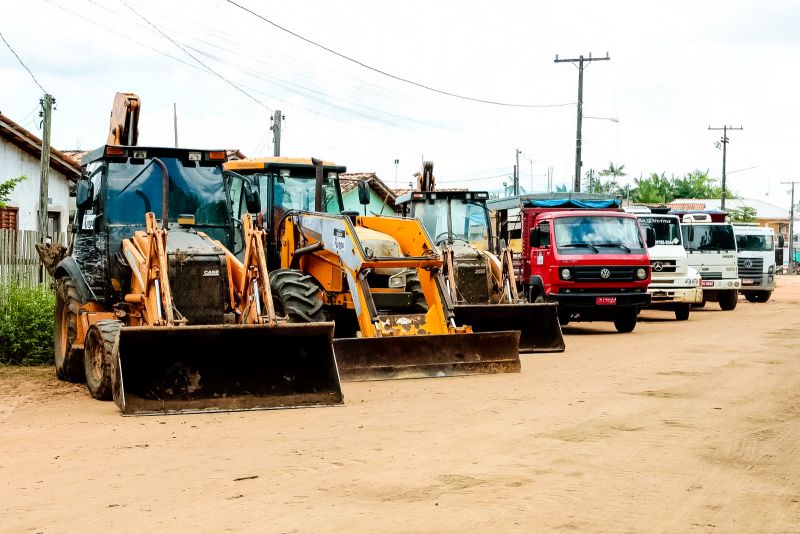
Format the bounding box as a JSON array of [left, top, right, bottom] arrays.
[[222, 0, 574, 109], [0, 31, 48, 93], [120, 0, 273, 111]]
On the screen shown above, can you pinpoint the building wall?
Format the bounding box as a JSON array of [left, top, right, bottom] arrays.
[[0, 138, 70, 234]]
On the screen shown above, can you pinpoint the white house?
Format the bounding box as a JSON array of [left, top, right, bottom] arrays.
[[0, 112, 80, 238]]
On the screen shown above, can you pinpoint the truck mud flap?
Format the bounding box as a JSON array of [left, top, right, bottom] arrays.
[[453, 303, 565, 354], [112, 323, 342, 415], [334, 330, 520, 381]]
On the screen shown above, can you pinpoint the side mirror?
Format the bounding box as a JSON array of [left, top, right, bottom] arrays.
[[243, 185, 261, 214], [76, 180, 93, 209], [357, 181, 370, 205], [529, 227, 539, 248], [645, 227, 656, 248]]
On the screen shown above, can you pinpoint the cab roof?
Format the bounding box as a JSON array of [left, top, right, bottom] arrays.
[[223, 157, 346, 173]]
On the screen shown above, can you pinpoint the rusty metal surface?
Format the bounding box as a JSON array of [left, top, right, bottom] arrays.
[[334, 331, 520, 381], [112, 322, 342, 415], [35, 243, 68, 277], [453, 303, 565, 353]]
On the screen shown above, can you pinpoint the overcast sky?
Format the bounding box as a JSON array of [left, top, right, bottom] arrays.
[[1, 0, 797, 210]]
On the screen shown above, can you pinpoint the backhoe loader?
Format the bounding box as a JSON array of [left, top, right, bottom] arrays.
[[223, 157, 521, 381], [39, 93, 341, 415], [396, 162, 565, 353]]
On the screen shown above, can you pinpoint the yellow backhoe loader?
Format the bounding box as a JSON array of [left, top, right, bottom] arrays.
[[223, 157, 521, 381]]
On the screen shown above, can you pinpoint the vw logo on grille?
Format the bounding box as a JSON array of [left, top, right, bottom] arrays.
[[652, 261, 664, 272], [744, 259, 753, 269], [600, 268, 611, 279]]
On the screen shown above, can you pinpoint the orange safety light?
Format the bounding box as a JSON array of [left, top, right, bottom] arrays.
[[105, 146, 126, 156], [207, 151, 226, 160]]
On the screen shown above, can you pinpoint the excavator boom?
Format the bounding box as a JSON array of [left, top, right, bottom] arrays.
[[107, 92, 140, 146]]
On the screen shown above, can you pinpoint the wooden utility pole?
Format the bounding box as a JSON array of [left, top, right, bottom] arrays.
[[37, 94, 54, 243], [709, 125, 743, 211], [271, 109, 283, 156], [514, 149, 521, 195], [555, 52, 610, 192], [782, 180, 799, 273]]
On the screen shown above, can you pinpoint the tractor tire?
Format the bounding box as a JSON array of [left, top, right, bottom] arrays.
[[269, 269, 326, 323], [718, 290, 738, 311], [54, 277, 85, 382], [674, 303, 691, 321], [613, 309, 638, 333], [83, 320, 120, 400], [405, 274, 428, 312]]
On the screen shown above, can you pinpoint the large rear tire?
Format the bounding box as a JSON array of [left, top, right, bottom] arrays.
[[54, 277, 85, 382], [83, 320, 120, 400], [674, 303, 691, 321], [269, 269, 326, 322], [718, 290, 738, 311], [613, 309, 638, 333]]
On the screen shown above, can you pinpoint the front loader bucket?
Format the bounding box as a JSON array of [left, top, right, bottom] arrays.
[[334, 330, 520, 381], [112, 323, 342, 415], [453, 303, 565, 353]]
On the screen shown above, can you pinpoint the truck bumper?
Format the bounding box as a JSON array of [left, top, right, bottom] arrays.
[[549, 292, 652, 309], [700, 279, 741, 291], [648, 286, 703, 306], [738, 275, 775, 293]]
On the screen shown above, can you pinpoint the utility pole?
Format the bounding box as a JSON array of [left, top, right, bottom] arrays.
[[173, 102, 178, 148], [708, 124, 743, 211], [514, 149, 521, 195], [37, 94, 54, 243], [555, 52, 610, 192], [783, 180, 799, 274], [271, 110, 283, 156], [394, 159, 399, 188], [547, 167, 553, 192]]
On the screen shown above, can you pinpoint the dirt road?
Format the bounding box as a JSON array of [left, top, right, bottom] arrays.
[[2, 279, 800, 533]]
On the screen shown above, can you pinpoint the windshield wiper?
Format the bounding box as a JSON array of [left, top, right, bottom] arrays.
[[560, 243, 599, 253], [596, 242, 631, 252]]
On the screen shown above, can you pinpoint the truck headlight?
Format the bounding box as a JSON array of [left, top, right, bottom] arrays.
[[561, 268, 572, 280], [636, 267, 648, 280], [768, 265, 775, 274]]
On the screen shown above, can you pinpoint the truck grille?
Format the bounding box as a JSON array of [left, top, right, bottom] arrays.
[[700, 271, 722, 280], [650, 259, 677, 273], [572, 266, 636, 282], [169, 254, 229, 325], [738, 257, 763, 283]]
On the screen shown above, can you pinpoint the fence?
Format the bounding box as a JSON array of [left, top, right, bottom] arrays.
[[0, 230, 67, 287]]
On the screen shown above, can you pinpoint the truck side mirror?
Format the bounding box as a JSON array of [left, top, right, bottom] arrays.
[[76, 180, 93, 209], [645, 227, 656, 248], [358, 181, 370, 205]]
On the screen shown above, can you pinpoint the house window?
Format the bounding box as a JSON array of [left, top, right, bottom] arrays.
[[0, 207, 18, 230]]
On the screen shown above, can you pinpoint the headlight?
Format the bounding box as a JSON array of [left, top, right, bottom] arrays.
[[636, 267, 648, 280], [561, 268, 572, 280], [768, 265, 775, 274]]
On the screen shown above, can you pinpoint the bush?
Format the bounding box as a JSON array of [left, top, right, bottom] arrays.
[[0, 283, 55, 365]]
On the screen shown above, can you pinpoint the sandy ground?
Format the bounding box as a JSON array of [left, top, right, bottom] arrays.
[[2, 279, 800, 533]]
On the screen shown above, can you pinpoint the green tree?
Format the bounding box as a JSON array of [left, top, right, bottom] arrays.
[[671, 169, 733, 199], [0, 175, 27, 208], [599, 161, 626, 180], [555, 184, 568, 193], [730, 206, 757, 222], [632, 172, 673, 204]]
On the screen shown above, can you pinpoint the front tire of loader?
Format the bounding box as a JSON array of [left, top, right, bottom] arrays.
[[83, 320, 120, 400], [269, 269, 327, 322], [54, 277, 85, 382]]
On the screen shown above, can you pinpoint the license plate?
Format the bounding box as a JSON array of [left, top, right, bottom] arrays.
[[596, 297, 617, 305], [742, 279, 754, 285], [701, 280, 715, 287]]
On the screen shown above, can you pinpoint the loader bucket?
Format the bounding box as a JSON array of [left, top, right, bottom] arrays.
[[453, 303, 565, 353], [334, 330, 520, 381], [112, 322, 342, 415]]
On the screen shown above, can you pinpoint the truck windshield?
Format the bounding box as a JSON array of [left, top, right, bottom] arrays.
[[637, 216, 681, 246], [106, 158, 228, 227], [415, 198, 490, 249], [553, 216, 644, 250], [681, 224, 736, 251], [736, 233, 773, 251]]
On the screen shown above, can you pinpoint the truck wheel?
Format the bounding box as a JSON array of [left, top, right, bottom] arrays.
[[557, 312, 570, 326], [674, 303, 691, 321], [613, 309, 638, 333], [83, 320, 120, 400], [757, 291, 772, 303], [744, 292, 757, 303], [746, 291, 772, 303], [269, 269, 326, 322], [405, 274, 428, 312], [54, 277, 85, 382], [718, 290, 738, 311]]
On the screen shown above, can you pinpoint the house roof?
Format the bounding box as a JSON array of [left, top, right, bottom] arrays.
[[340, 172, 398, 208], [670, 198, 790, 220], [0, 113, 81, 182]]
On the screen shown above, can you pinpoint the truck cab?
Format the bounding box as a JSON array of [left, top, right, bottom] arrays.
[[490, 194, 653, 333], [678, 213, 741, 310], [733, 223, 776, 302], [630, 209, 702, 320]]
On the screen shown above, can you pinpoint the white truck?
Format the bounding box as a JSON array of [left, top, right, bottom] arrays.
[[733, 224, 776, 302], [680, 213, 741, 310], [630, 209, 702, 320]]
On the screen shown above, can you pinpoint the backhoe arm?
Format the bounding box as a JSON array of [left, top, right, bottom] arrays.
[[107, 92, 140, 146]]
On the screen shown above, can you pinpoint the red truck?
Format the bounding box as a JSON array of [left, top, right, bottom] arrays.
[[489, 194, 655, 333]]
